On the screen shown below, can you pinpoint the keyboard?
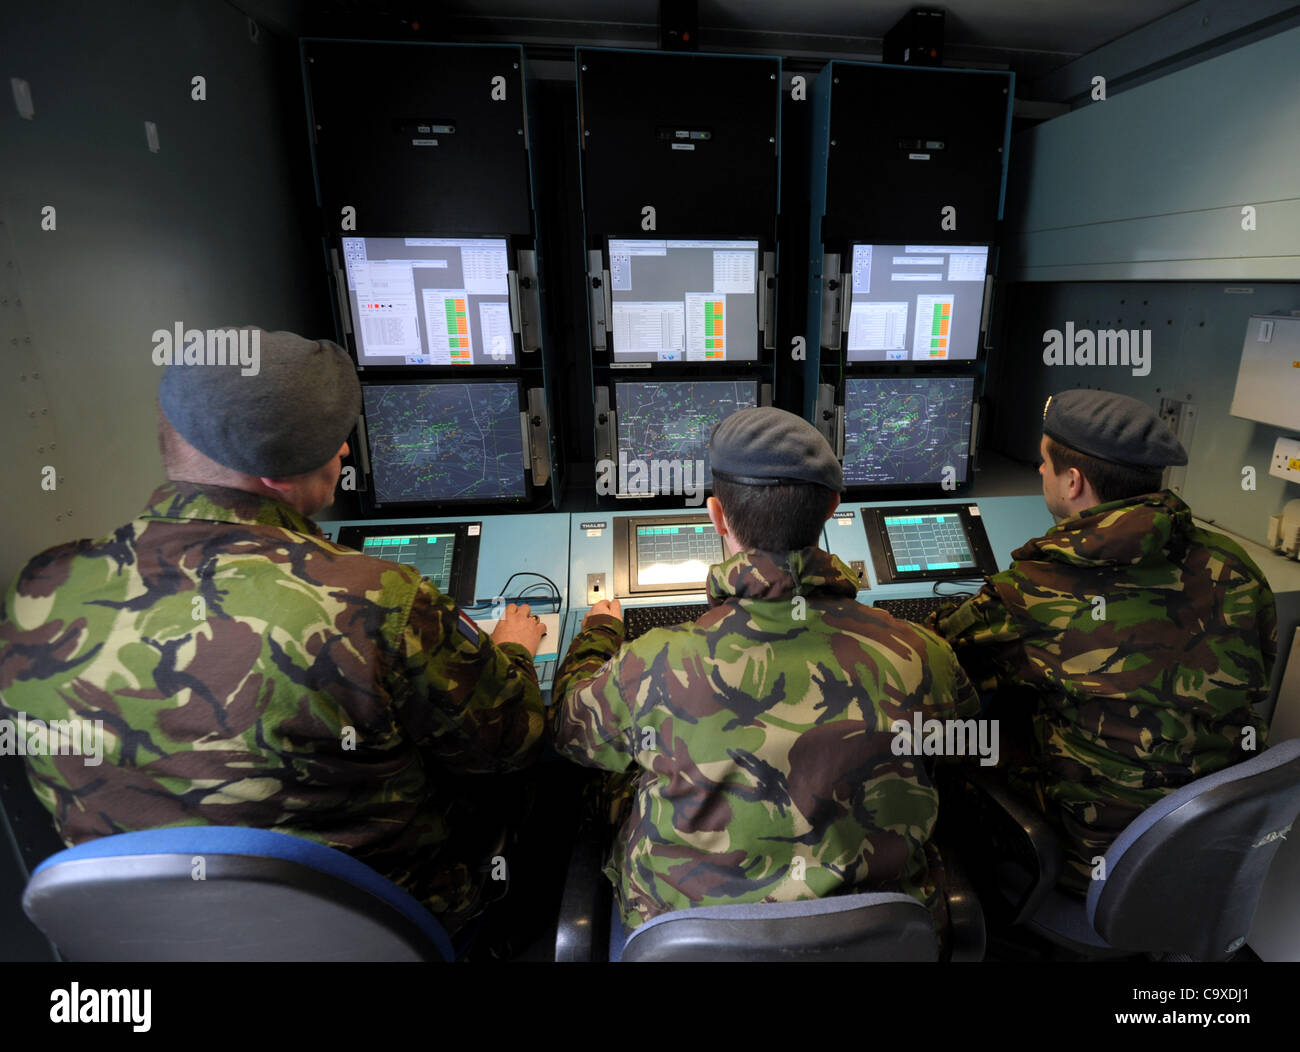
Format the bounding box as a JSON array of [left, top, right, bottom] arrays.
[[872, 596, 958, 623], [622, 603, 710, 641]]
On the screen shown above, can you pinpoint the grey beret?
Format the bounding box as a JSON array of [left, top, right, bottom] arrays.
[[709, 407, 844, 492], [1043, 389, 1187, 469], [158, 327, 361, 477]]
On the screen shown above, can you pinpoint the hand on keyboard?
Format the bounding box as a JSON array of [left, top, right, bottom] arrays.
[[584, 599, 623, 629], [490, 602, 548, 656]]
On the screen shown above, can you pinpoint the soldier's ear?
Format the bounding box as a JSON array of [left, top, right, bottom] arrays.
[[706, 495, 728, 536], [825, 493, 841, 520]]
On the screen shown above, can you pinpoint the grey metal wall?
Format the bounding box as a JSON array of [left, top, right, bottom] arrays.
[[1004, 23, 1300, 283], [0, 0, 328, 591], [986, 280, 1300, 546]]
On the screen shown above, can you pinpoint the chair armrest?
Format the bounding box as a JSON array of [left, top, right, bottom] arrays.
[[942, 856, 986, 962], [938, 767, 1063, 927], [553, 829, 612, 962], [964, 770, 1063, 925]]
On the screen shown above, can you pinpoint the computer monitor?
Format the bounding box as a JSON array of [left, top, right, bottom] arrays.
[[611, 513, 721, 597], [607, 238, 760, 363], [842, 375, 975, 488], [333, 521, 482, 605], [614, 378, 759, 496], [861, 504, 998, 585], [845, 243, 989, 362], [341, 236, 516, 366], [361, 380, 529, 508]]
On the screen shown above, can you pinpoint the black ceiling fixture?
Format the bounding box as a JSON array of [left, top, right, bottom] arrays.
[[660, 0, 699, 52], [883, 7, 946, 67]]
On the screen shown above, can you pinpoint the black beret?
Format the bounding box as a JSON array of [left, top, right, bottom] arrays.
[[709, 407, 844, 492], [1042, 389, 1187, 469], [158, 328, 361, 478]]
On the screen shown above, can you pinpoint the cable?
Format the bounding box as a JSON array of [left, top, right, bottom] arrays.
[[496, 572, 562, 605], [464, 572, 563, 613], [931, 578, 982, 600]]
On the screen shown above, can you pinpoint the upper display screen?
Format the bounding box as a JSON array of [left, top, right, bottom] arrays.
[[608, 239, 760, 363], [846, 244, 989, 362], [342, 237, 516, 367]]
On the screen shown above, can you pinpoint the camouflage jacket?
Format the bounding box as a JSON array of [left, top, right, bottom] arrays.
[[935, 490, 1275, 890], [0, 482, 545, 932], [551, 547, 979, 934]]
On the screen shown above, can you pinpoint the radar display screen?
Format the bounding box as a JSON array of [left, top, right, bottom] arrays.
[[881, 513, 977, 574], [362, 381, 527, 505], [842, 376, 974, 487], [615, 380, 758, 496], [360, 533, 457, 593], [634, 522, 724, 587], [861, 503, 999, 585]]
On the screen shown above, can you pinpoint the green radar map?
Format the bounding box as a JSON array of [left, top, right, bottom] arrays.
[[842, 377, 974, 486], [362, 382, 525, 502]]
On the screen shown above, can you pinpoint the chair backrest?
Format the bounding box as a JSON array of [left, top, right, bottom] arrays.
[[620, 892, 939, 962], [1087, 738, 1300, 960], [22, 827, 454, 962]]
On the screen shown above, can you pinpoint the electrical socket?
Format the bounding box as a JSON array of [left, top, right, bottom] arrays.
[[1269, 436, 1300, 484]]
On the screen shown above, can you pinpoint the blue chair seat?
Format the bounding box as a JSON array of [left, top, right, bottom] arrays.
[[608, 892, 940, 962], [1025, 738, 1300, 960], [23, 826, 455, 962]]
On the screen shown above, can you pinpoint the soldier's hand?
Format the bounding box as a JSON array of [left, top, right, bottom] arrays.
[[491, 603, 547, 656], [584, 599, 622, 629]]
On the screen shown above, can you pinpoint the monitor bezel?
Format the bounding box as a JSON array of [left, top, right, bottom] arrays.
[[603, 234, 765, 365], [335, 232, 522, 371], [612, 374, 762, 498], [862, 503, 999, 586], [359, 377, 534, 512], [843, 241, 991, 365], [333, 520, 483, 606], [840, 373, 977, 493], [612, 512, 720, 598]]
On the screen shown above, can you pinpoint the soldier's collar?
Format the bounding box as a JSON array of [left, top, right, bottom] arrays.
[[139, 481, 324, 537], [1026, 489, 1189, 567], [707, 547, 859, 602]]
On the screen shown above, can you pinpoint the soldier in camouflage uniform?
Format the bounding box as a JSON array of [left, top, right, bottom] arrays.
[[934, 389, 1275, 892], [0, 329, 547, 936], [552, 408, 979, 941]]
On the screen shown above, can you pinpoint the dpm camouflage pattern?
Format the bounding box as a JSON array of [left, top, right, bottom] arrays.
[[934, 489, 1275, 891], [551, 547, 979, 935], [0, 482, 545, 931]]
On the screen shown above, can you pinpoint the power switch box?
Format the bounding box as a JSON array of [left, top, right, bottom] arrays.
[[850, 560, 868, 589]]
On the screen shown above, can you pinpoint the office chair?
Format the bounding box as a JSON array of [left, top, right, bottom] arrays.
[[22, 826, 455, 962], [555, 829, 985, 962], [951, 737, 1300, 960]]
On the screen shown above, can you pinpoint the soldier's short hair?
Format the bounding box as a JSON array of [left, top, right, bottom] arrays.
[[712, 478, 836, 551], [1044, 437, 1163, 504]]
